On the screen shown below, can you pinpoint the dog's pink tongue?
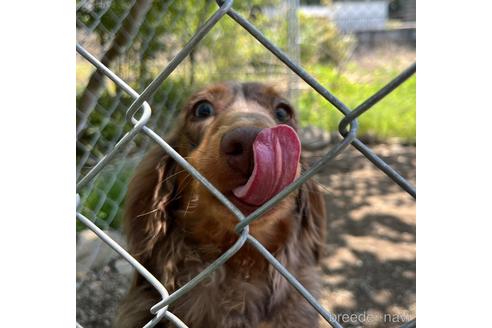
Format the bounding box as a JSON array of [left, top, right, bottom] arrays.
[[233, 125, 301, 206]]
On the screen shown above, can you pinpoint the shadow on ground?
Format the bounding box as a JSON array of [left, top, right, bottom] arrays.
[[305, 143, 416, 328]]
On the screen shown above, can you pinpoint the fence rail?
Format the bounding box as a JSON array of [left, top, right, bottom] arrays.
[[76, 1, 416, 327]]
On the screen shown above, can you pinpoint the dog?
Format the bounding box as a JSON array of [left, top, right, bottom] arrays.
[[115, 82, 326, 328]]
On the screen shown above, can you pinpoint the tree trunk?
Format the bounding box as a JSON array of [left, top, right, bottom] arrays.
[[189, 0, 214, 86], [77, 0, 153, 135]]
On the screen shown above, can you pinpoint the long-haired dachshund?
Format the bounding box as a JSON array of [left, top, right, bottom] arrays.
[[115, 82, 326, 328]]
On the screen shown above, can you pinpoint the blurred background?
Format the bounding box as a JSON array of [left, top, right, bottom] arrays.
[[76, 1, 415, 327]]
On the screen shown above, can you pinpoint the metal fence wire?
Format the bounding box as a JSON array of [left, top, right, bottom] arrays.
[[76, 1, 416, 327]]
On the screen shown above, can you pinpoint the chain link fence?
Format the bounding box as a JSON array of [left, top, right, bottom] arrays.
[[76, 0, 416, 327]]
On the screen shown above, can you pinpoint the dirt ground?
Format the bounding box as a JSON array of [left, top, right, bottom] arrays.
[[76, 142, 416, 328], [313, 142, 416, 328]]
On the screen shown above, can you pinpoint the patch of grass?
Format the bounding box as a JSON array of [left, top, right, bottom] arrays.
[[298, 63, 416, 142]]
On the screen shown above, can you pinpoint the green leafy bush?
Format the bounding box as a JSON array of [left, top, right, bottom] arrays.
[[299, 13, 355, 65]]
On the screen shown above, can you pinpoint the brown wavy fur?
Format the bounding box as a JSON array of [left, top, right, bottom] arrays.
[[114, 82, 326, 328]]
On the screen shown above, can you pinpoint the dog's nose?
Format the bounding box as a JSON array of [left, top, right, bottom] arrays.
[[221, 127, 262, 177]]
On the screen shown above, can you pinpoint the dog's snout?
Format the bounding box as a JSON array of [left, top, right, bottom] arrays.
[[220, 127, 262, 177]]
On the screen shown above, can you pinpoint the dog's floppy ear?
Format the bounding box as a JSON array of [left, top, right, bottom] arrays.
[[123, 141, 178, 263], [297, 175, 327, 263]]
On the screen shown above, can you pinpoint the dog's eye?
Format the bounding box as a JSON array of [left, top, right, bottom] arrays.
[[194, 101, 215, 119], [274, 106, 292, 123]]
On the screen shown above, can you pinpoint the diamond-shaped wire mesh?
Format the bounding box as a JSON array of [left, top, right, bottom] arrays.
[[76, 1, 416, 327]]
